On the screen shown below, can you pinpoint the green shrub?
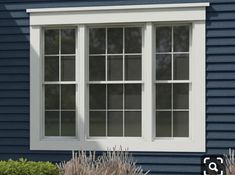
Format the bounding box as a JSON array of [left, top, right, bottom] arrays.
[[0, 158, 59, 175]]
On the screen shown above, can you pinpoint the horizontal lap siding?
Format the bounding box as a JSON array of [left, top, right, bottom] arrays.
[[0, 0, 234, 174]]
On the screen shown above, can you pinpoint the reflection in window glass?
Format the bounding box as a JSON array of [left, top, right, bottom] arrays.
[[125, 112, 141, 137], [89, 28, 105, 54], [89, 56, 105, 81], [125, 55, 141, 80], [107, 56, 123, 81], [61, 29, 75, 54], [45, 29, 59, 55], [61, 56, 75, 81], [44, 56, 59, 81], [156, 111, 171, 137], [108, 28, 123, 54], [89, 111, 106, 136], [173, 112, 189, 137], [156, 54, 171, 80], [173, 54, 189, 80], [108, 112, 123, 136]]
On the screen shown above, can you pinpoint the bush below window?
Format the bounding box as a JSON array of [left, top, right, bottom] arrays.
[[0, 158, 58, 175]]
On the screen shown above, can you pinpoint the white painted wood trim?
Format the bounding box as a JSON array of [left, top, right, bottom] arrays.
[[26, 3, 209, 13], [27, 3, 209, 26]]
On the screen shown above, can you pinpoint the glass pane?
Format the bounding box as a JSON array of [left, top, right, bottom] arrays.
[[107, 28, 123, 54], [61, 29, 75, 54], [45, 111, 59, 136], [156, 111, 171, 137], [156, 84, 171, 109], [45, 84, 59, 109], [173, 112, 189, 137], [61, 111, 75, 136], [108, 84, 123, 109], [125, 111, 141, 137], [89, 56, 105, 81], [45, 29, 59, 55], [61, 56, 75, 81], [89, 28, 105, 54], [156, 54, 171, 80], [44, 56, 59, 81], [125, 27, 141, 53], [107, 111, 123, 136], [173, 26, 189, 52], [173, 54, 189, 80], [108, 55, 123, 81], [156, 27, 172, 52], [90, 84, 106, 109], [173, 84, 189, 109], [125, 55, 141, 80], [89, 111, 106, 136], [61, 84, 75, 109], [125, 84, 141, 109]]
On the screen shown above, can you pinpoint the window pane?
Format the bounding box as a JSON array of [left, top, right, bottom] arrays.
[[61, 111, 75, 136], [125, 84, 141, 109], [89, 56, 105, 81], [173, 54, 189, 80], [156, 111, 171, 137], [156, 54, 171, 80], [125, 111, 141, 137], [156, 84, 171, 109], [45, 111, 59, 136], [156, 27, 172, 52], [173, 26, 189, 52], [173, 112, 189, 137], [61, 56, 75, 81], [108, 84, 123, 109], [89, 28, 106, 54], [89, 111, 106, 136], [90, 84, 106, 109], [107, 112, 123, 136], [125, 55, 141, 80], [108, 56, 123, 80], [45, 29, 59, 55], [125, 27, 141, 53], [61, 29, 75, 54], [61, 84, 75, 109], [44, 56, 59, 81], [108, 28, 123, 54], [173, 84, 189, 109], [45, 84, 59, 109]]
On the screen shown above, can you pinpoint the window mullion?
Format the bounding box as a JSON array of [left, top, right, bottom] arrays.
[[78, 25, 87, 144], [142, 23, 155, 142]]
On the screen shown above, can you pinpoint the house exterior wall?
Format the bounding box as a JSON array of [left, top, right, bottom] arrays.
[[0, 0, 234, 174]]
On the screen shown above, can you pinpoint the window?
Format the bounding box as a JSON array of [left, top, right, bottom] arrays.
[[155, 25, 190, 138], [28, 2, 208, 152], [89, 27, 142, 137], [43, 28, 76, 137]]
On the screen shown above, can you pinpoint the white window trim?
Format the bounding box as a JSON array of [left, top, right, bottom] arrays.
[[28, 3, 208, 152]]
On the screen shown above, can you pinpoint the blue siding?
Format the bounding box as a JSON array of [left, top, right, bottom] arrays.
[[0, 0, 235, 174]]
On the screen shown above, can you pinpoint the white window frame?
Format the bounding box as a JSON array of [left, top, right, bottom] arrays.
[[28, 2, 209, 152]]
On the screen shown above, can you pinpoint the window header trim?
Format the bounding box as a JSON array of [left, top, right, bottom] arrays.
[[27, 3, 209, 13], [27, 3, 209, 26]]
